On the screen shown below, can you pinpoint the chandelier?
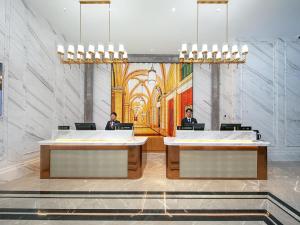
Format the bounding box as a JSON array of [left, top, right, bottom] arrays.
[[56, 0, 128, 64], [179, 0, 248, 64], [148, 64, 157, 84]]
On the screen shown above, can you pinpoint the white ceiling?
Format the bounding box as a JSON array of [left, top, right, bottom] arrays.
[[27, 0, 300, 54]]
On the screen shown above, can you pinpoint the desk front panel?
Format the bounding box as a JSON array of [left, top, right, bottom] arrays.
[[40, 145, 145, 179], [50, 150, 128, 178], [166, 146, 267, 180]]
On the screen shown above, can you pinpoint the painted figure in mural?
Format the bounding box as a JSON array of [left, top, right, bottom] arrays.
[[105, 112, 120, 130], [181, 108, 197, 126]]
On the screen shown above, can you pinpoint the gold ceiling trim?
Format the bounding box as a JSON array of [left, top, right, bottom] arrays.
[[79, 0, 111, 4], [197, 0, 228, 4]]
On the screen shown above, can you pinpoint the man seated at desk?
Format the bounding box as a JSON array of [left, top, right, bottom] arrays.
[[105, 112, 120, 130], [181, 108, 198, 126]]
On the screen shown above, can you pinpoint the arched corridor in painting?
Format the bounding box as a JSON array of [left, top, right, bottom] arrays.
[[111, 63, 193, 136]]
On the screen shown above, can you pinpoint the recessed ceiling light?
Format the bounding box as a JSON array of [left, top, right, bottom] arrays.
[[63, 7, 67, 12], [172, 7, 176, 12], [216, 8, 221, 12]]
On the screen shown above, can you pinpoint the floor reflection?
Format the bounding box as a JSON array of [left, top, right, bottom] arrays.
[[0, 153, 299, 224]]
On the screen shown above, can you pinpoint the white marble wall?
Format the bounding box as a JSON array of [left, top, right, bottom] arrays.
[[193, 64, 212, 130], [194, 39, 300, 161], [0, 0, 84, 170], [93, 65, 111, 129]]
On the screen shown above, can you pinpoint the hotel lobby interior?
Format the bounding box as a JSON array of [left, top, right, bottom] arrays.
[[0, 0, 299, 224]]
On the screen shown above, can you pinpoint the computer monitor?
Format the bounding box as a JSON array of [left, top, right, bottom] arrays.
[[178, 125, 194, 130], [240, 126, 252, 130], [58, 125, 70, 130], [75, 123, 96, 130], [220, 123, 241, 131], [115, 123, 133, 130], [193, 123, 205, 131]]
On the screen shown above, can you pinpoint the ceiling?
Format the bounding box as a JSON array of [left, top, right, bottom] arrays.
[[26, 0, 300, 54]]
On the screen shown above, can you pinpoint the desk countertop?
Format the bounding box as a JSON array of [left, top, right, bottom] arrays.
[[164, 137, 270, 146], [39, 137, 148, 146]]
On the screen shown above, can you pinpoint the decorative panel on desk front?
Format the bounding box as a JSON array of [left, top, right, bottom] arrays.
[[50, 150, 128, 178], [180, 150, 257, 178]]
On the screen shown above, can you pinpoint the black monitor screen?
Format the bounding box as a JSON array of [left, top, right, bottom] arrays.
[[220, 123, 241, 131], [178, 125, 194, 130], [115, 123, 133, 130], [58, 126, 70, 130], [193, 123, 205, 131], [75, 123, 96, 130], [240, 126, 252, 130], [177, 124, 205, 131]]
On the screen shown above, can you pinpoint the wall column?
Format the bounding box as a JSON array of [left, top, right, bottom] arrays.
[[84, 64, 94, 122], [211, 64, 220, 130]]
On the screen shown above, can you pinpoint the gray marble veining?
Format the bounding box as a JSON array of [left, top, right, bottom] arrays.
[[0, 0, 84, 171]]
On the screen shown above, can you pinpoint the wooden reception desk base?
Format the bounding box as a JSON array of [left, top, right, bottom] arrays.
[[40, 144, 146, 179], [166, 146, 267, 180]]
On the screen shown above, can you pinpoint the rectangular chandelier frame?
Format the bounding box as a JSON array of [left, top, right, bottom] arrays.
[[179, 59, 246, 64], [59, 58, 128, 65], [197, 0, 228, 4], [79, 0, 111, 4]]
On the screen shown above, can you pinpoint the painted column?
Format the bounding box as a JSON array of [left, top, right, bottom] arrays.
[[123, 103, 129, 123], [112, 88, 124, 122]]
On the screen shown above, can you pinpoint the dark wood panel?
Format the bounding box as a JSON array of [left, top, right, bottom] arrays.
[[257, 146, 268, 180], [40, 145, 50, 179], [166, 146, 180, 179], [143, 136, 166, 152], [128, 146, 143, 179]]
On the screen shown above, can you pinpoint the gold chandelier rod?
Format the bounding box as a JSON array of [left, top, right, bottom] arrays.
[[80, 4, 82, 43], [226, 3, 229, 43], [80, 0, 111, 4], [196, 3, 199, 45], [197, 0, 228, 4], [57, 0, 128, 64], [109, 3, 111, 43], [179, 0, 248, 64]]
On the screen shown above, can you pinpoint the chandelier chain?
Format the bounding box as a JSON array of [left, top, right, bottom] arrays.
[[80, 4, 82, 43], [109, 3, 111, 43], [197, 4, 199, 45], [226, 3, 229, 43]]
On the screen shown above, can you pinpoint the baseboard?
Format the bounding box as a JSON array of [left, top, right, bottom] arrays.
[[268, 149, 300, 161]]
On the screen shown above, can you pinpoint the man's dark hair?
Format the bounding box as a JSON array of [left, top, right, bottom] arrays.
[[111, 112, 117, 116], [186, 108, 193, 113]]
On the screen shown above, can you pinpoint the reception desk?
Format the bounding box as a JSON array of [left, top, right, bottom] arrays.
[[39, 130, 147, 179], [164, 131, 270, 180]]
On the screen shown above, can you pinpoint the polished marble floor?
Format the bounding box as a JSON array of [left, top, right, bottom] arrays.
[[0, 153, 299, 224]]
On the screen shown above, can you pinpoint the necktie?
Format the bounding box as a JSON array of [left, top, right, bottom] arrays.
[[188, 118, 191, 123]]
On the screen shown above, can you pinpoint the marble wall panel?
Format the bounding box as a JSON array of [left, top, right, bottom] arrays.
[[93, 65, 111, 130], [0, 0, 84, 170], [193, 64, 212, 130], [286, 42, 300, 147]]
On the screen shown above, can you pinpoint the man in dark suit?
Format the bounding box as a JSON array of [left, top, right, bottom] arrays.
[[181, 108, 198, 126], [105, 112, 120, 130]]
